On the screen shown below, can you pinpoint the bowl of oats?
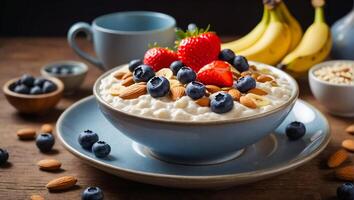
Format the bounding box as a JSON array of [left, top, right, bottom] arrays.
[[309, 60, 354, 117]]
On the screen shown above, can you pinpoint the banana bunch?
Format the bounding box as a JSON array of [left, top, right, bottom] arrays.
[[222, 0, 331, 77]]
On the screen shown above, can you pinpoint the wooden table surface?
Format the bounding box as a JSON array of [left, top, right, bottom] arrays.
[[0, 37, 353, 200]]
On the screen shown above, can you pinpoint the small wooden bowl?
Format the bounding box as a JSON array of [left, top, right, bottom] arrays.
[[3, 77, 64, 114]]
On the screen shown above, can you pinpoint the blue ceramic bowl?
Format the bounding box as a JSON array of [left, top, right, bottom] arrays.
[[93, 63, 299, 165]]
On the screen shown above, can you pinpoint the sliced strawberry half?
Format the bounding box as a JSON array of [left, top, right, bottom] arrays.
[[197, 60, 233, 87]]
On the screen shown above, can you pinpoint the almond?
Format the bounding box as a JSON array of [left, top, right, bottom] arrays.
[[113, 71, 126, 80], [16, 128, 36, 140], [346, 124, 354, 135], [205, 85, 221, 93], [31, 195, 45, 200], [327, 149, 349, 168], [169, 79, 183, 88], [240, 96, 257, 109], [170, 86, 185, 101], [250, 65, 257, 71], [228, 89, 241, 101], [46, 176, 77, 191], [122, 71, 133, 80], [257, 74, 274, 83], [41, 124, 53, 134], [246, 93, 270, 107], [342, 139, 354, 152], [37, 159, 62, 171], [251, 72, 261, 80], [195, 97, 210, 107], [335, 166, 354, 181], [121, 76, 135, 87], [119, 84, 147, 99], [109, 85, 126, 96], [248, 88, 268, 96], [221, 87, 233, 91], [156, 68, 173, 79], [241, 71, 253, 77]]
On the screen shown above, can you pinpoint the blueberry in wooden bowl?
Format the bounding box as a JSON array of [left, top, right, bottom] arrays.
[[3, 74, 64, 114]]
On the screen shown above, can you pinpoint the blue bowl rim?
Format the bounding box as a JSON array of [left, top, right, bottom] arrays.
[[93, 61, 299, 125]]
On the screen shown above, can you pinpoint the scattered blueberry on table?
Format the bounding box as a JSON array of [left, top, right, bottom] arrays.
[[286, 121, 306, 140], [337, 182, 354, 200], [235, 76, 256, 93], [36, 133, 55, 152], [78, 130, 99, 150], [0, 148, 9, 166], [82, 186, 104, 200], [128, 59, 143, 72], [186, 81, 206, 100], [11, 74, 57, 95], [170, 60, 184, 75], [187, 23, 197, 31], [92, 141, 111, 158], [177, 67, 196, 84], [210, 92, 234, 114], [147, 76, 170, 98], [133, 64, 155, 82], [219, 49, 235, 63]]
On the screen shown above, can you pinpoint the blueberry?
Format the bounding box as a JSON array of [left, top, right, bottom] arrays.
[[147, 76, 170, 98], [34, 78, 46, 87], [42, 81, 57, 93], [60, 67, 72, 75], [50, 67, 61, 74], [30, 86, 42, 95], [14, 84, 30, 94], [82, 187, 104, 200], [337, 183, 354, 200], [92, 141, 111, 158], [232, 56, 249, 72], [219, 49, 235, 63], [20, 74, 35, 87], [0, 148, 9, 166], [235, 76, 256, 93], [210, 92, 234, 114], [186, 81, 205, 100], [128, 59, 143, 72], [188, 23, 197, 31], [78, 130, 99, 150], [36, 133, 55, 152], [133, 64, 155, 82], [170, 60, 184, 75], [286, 121, 306, 140], [177, 67, 196, 84]]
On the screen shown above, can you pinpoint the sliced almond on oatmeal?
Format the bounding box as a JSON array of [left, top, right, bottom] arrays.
[[251, 72, 261, 80], [246, 93, 270, 107], [248, 88, 268, 96], [342, 139, 354, 152], [241, 71, 253, 77], [122, 71, 133, 80], [119, 84, 147, 99], [205, 85, 221, 93], [346, 124, 354, 135], [240, 96, 257, 109], [250, 65, 257, 71], [170, 86, 185, 101], [195, 97, 210, 107], [169, 79, 183, 88], [121, 76, 135, 86], [109, 85, 126, 96], [257, 74, 274, 83], [221, 87, 233, 91], [156, 68, 173, 79], [228, 89, 241, 101], [113, 71, 127, 80]]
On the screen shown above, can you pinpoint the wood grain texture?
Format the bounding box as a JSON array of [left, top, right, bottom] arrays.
[[0, 37, 353, 200]]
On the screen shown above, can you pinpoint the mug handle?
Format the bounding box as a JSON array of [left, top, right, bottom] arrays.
[[67, 22, 104, 70]]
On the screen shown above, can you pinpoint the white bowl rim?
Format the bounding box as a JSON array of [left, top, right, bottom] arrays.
[[309, 60, 354, 88], [41, 60, 88, 78], [93, 61, 299, 125]]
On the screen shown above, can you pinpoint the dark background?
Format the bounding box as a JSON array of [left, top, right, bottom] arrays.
[[0, 0, 353, 36]]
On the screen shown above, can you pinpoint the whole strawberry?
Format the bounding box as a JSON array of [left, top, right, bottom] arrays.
[[143, 47, 178, 71], [197, 60, 233, 87], [177, 27, 221, 72]]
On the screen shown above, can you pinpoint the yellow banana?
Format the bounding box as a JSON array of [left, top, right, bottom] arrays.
[[278, 5, 332, 77], [276, 1, 303, 51], [221, 6, 269, 52], [238, 9, 291, 65]]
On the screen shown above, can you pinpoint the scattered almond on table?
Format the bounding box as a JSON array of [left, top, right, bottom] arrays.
[[327, 149, 349, 168], [16, 128, 36, 140], [37, 159, 62, 171], [40, 124, 54, 134], [46, 176, 77, 191], [342, 139, 354, 152], [30, 194, 45, 200], [346, 124, 354, 135], [335, 166, 354, 181]]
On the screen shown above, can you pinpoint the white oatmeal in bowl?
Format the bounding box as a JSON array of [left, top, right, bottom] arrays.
[[98, 61, 295, 122]]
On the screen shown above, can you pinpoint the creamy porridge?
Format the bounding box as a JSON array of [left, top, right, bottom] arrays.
[[98, 62, 293, 121]]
